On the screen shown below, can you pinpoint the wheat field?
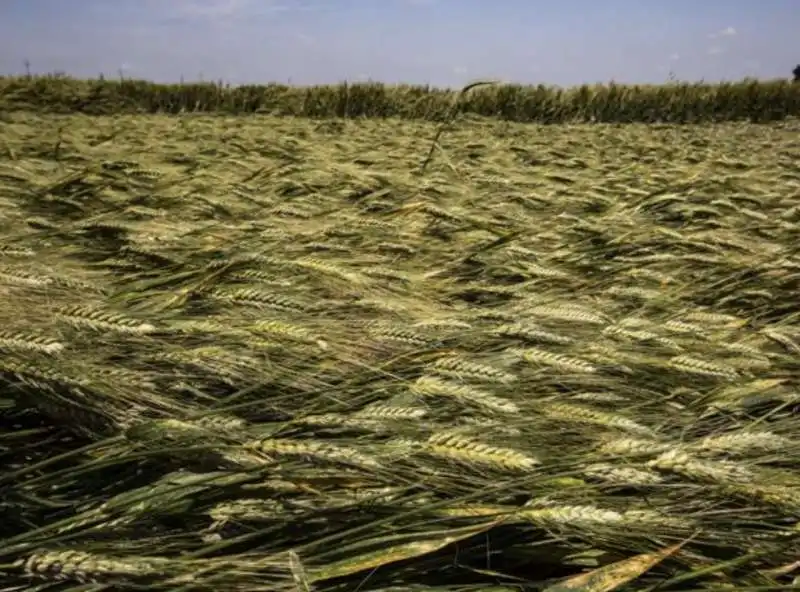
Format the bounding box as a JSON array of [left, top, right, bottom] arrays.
[[1, 111, 800, 591]]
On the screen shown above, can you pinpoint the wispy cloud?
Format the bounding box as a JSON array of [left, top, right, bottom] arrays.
[[173, 0, 253, 19], [121, 0, 300, 25], [709, 26, 737, 39], [296, 30, 315, 41], [706, 26, 736, 59], [162, 0, 251, 19]]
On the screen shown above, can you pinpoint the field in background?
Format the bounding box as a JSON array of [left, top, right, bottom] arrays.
[[1, 112, 800, 591], [1, 75, 799, 121]]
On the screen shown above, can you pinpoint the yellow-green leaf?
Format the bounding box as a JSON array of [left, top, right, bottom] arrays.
[[543, 541, 686, 592], [307, 520, 501, 583]]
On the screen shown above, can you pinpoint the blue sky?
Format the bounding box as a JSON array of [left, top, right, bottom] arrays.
[[0, 0, 797, 87]]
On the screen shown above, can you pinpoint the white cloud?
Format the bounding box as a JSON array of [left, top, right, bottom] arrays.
[[453, 66, 468, 74], [294, 32, 315, 45], [709, 26, 737, 39], [142, 0, 250, 19], [137, 0, 297, 22], [708, 46, 724, 55], [178, 0, 248, 18], [669, 53, 680, 61]]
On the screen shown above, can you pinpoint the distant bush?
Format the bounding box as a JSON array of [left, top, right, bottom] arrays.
[[1, 74, 798, 123]]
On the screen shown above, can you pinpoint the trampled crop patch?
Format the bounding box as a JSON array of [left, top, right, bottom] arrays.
[[0, 112, 799, 591]]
